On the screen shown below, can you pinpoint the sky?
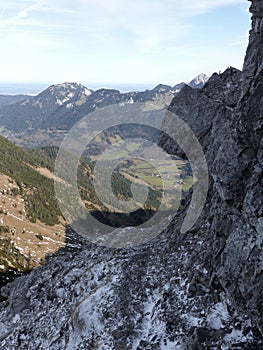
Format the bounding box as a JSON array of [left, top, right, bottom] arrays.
[[0, 0, 251, 91]]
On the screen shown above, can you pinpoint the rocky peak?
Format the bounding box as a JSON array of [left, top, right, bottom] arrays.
[[48, 82, 88, 93], [35, 82, 92, 108], [188, 73, 209, 89], [202, 67, 241, 107], [159, 66, 241, 157], [151, 84, 173, 93], [250, 0, 263, 34], [173, 81, 186, 92], [241, 0, 263, 98]]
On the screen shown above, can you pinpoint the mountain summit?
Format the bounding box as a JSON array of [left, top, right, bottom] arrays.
[[30, 82, 93, 113], [188, 73, 209, 89]]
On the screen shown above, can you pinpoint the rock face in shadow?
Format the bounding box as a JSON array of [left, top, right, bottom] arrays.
[[0, 1, 262, 349], [160, 0, 263, 337]]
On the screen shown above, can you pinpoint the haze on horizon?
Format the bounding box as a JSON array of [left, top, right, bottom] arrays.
[[0, 0, 250, 90]]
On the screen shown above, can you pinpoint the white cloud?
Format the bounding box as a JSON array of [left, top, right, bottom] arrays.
[[0, 0, 250, 84]]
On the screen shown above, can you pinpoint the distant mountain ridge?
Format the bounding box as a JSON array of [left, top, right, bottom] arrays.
[[0, 94, 32, 107], [0, 74, 208, 148]]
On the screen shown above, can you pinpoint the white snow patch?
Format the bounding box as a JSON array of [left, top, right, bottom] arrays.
[[56, 98, 63, 106], [206, 302, 230, 330], [132, 289, 170, 350], [222, 327, 254, 348], [66, 282, 115, 350], [12, 314, 20, 324], [84, 88, 92, 96]]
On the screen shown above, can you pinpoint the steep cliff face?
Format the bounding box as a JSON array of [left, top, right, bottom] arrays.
[[161, 0, 263, 338], [220, 0, 263, 334], [0, 1, 262, 349]]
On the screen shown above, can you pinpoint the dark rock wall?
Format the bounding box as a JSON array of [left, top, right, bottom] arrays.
[[160, 0, 263, 336]]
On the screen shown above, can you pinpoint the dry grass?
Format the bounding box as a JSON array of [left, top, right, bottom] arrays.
[[0, 174, 65, 268]]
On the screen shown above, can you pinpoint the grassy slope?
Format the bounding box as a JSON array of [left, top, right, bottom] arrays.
[[0, 136, 61, 225]]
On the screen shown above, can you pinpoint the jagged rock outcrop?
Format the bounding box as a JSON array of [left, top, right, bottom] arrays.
[[160, 67, 242, 157], [0, 1, 262, 349], [161, 0, 263, 339]]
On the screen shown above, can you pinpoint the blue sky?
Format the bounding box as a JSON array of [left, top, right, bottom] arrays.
[[0, 0, 251, 90]]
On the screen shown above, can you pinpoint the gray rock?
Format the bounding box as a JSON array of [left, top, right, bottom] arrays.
[[161, 0, 263, 339]]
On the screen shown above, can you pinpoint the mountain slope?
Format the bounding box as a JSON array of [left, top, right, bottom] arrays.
[[0, 94, 32, 108], [0, 83, 92, 133], [0, 136, 65, 272]]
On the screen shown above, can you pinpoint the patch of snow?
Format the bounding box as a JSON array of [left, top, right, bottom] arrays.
[[189, 73, 209, 88], [132, 289, 167, 350], [12, 314, 20, 324], [185, 314, 202, 327], [84, 88, 92, 96], [206, 302, 230, 330], [66, 282, 115, 350], [56, 98, 63, 106], [222, 327, 254, 348]]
